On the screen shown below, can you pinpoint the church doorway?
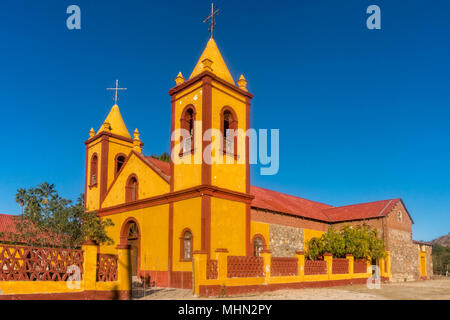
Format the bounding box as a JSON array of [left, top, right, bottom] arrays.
[[120, 218, 141, 278], [127, 222, 139, 277]]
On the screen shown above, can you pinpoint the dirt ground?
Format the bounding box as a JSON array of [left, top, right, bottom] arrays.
[[135, 278, 450, 300]]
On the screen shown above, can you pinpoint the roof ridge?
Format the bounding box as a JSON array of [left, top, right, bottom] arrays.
[[251, 185, 333, 208], [322, 198, 399, 212]]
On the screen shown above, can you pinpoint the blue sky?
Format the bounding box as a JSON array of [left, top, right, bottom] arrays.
[[0, 0, 449, 241]]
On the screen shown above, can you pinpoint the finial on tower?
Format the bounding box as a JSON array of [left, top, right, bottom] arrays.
[[89, 128, 95, 138], [237, 74, 248, 91], [204, 2, 220, 39], [175, 72, 185, 86], [133, 129, 142, 153]]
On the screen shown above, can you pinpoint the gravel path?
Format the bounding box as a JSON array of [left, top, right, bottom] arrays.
[[136, 279, 450, 300]]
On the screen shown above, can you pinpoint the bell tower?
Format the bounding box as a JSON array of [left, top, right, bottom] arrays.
[[84, 103, 142, 211], [169, 38, 253, 194], [169, 37, 254, 257]]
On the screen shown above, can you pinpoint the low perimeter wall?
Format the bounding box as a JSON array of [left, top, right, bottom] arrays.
[[193, 249, 391, 297], [0, 242, 131, 300]]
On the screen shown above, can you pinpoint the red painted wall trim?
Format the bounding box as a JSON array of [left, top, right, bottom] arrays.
[[168, 202, 174, 286], [169, 70, 254, 99], [201, 76, 212, 186], [96, 184, 254, 217], [170, 96, 176, 192], [199, 277, 388, 297], [201, 195, 211, 258]]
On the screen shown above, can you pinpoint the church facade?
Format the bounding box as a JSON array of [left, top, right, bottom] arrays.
[[84, 37, 432, 289]]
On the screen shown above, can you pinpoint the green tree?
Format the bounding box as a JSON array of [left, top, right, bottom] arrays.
[[0, 183, 114, 248], [432, 244, 450, 275], [306, 224, 385, 260], [151, 152, 170, 163]]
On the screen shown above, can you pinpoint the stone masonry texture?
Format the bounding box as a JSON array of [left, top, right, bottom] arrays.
[[269, 224, 304, 257]]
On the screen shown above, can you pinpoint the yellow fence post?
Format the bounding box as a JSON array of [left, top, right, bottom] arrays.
[[346, 254, 354, 279], [82, 240, 98, 293], [296, 251, 305, 282], [215, 248, 228, 283], [385, 251, 391, 279], [324, 253, 333, 280], [367, 256, 372, 275], [260, 249, 271, 284], [192, 250, 208, 296], [115, 244, 132, 299], [379, 256, 385, 278]]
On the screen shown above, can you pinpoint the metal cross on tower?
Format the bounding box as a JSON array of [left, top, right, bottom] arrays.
[[204, 2, 220, 38], [107, 80, 127, 105]]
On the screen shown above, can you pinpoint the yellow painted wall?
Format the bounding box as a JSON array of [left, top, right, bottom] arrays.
[[99, 204, 169, 272], [210, 197, 246, 256], [250, 221, 270, 249], [304, 229, 325, 251], [86, 140, 102, 211], [172, 198, 202, 272], [210, 81, 247, 193], [106, 137, 133, 188], [172, 85, 203, 191], [102, 152, 169, 208]]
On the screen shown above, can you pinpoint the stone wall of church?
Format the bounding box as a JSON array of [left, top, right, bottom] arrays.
[[269, 224, 304, 257], [388, 228, 420, 281]]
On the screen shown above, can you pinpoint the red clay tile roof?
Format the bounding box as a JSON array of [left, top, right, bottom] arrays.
[[0, 214, 16, 234], [250, 187, 404, 223], [0, 214, 17, 241], [144, 157, 171, 177], [250, 186, 333, 221], [127, 154, 407, 224], [322, 198, 401, 222], [413, 240, 432, 246]]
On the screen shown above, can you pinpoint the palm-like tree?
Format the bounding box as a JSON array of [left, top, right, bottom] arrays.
[[38, 182, 55, 205], [15, 188, 27, 215]]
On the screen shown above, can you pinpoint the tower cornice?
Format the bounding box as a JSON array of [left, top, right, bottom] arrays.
[[168, 70, 253, 99]]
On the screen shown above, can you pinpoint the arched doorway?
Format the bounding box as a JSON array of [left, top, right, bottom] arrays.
[[120, 218, 140, 278]]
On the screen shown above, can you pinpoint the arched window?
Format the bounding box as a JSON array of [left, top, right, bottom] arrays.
[[90, 154, 98, 186], [252, 234, 266, 257], [220, 107, 238, 155], [115, 154, 126, 175], [397, 210, 402, 222], [125, 175, 138, 202], [180, 229, 193, 261], [180, 106, 195, 155]]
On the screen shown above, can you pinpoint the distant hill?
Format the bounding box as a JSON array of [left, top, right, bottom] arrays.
[[431, 234, 450, 247]]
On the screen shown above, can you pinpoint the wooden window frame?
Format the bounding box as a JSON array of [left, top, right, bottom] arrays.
[[125, 174, 139, 203], [179, 105, 196, 157], [114, 153, 127, 177], [252, 234, 266, 257], [179, 228, 193, 262], [220, 106, 239, 158], [89, 153, 98, 188]]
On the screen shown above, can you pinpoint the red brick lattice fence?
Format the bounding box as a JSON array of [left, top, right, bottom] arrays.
[[206, 259, 218, 280], [96, 254, 118, 282], [332, 258, 349, 274], [227, 256, 264, 278], [271, 257, 298, 277], [354, 259, 368, 273], [304, 260, 327, 275], [0, 245, 84, 281]]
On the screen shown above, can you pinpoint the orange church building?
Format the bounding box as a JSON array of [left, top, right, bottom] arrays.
[[84, 36, 432, 290]]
